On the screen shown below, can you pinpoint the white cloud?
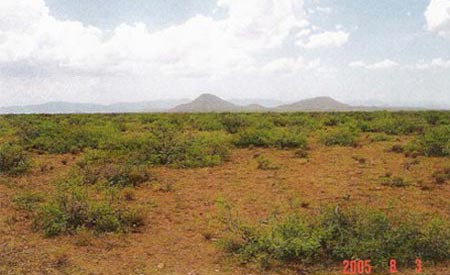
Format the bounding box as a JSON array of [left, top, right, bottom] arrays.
[[297, 30, 349, 49], [413, 58, 450, 69], [349, 61, 366, 68], [351, 58, 450, 71], [0, 0, 48, 32], [425, 0, 450, 38], [0, 0, 350, 79], [261, 57, 321, 74], [431, 58, 450, 67], [349, 59, 399, 70], [368, 59, 399, 69], [0, 0, 360, 106], [217, 0, 309, 50], [316, 6, 332, 14], [0, 0, 103, 66]]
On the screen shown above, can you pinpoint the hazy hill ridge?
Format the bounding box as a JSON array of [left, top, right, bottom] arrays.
[[0, 94, 433, 114], [274, 96, 354, 112], [0, 99, 190, 114], [169, 93, 240, 113], [170, 94, 363, 113]]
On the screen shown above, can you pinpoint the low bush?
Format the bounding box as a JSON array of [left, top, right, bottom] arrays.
[[220, 115, 251, 134], [233, 127, 307, 149], [405, 125, 450, 157], [77, 163, 152, 187], [13, 191, 45, 211], [389, 144, 404, 153], [432, 167, 450, 184], [294, 148, 309, 158], [0, 143, 31, 176], [362, 115, 427, 135], [129, 123, 231, 168], [320, 127, 359, 147], [233, 128, 270, 147], [379, 176, 409, 187], [173, 131, 230, 168], [33, 179, 145, 237], [189, 115, 224, 131], [256, 156, 280, 170], [219, 204, 450, 270], [369, 134, 393, 142], [18, 119, 121, 154]]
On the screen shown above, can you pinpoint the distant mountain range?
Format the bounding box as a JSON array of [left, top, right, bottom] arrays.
[[0, 99, 190, 114], [169, 94, 418, 113], [0, 94, 439, 114]]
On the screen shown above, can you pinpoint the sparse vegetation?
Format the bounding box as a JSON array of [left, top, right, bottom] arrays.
[[256, 156, 280, 170], [1, 111, 449, 274], [76, 162, 152, 187], [389, 144, 404, 153], [369, 133, 393, 142], [320, 126, 359, 147], [0, 143, 31, 176], [294, 148, 309, 158], [218, 203, 450, 271], [32, 178, 145, 237], [13, 191, 45, 211], [379, 175, 409, 187], [234, 127, 307, 149], [406, 125, 450, 157], [432, 167, 450, 184]]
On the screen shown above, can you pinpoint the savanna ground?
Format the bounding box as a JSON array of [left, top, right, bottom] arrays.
[[0, 112, 449, 275]]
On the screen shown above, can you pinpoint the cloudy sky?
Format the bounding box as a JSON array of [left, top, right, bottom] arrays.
[[0, 0, 450, 107]]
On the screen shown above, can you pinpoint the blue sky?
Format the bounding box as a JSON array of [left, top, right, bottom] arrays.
[[0, 0, 449, 107], [45, 0, 217, 30]]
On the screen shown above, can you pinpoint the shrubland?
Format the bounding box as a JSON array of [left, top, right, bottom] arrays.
[[218, 202, 450, 271], [0, 143, 31, 176], [320, 126, 360, 147], [32, 177, 145, 237], [1, 111, 449, 266]]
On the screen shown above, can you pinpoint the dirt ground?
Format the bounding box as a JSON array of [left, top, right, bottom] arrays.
[[1, 136, 450, 275]]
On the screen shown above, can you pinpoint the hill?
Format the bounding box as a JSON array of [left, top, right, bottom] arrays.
[[170, 95, 357, 113], [274, 96, 354, 112], [169, 94, 240, 113], [0, 94, 437, 114]]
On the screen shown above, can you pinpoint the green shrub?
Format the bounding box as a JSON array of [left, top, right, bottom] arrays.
[[234, 127, 307, 149], [17, 119, 121, 154], [0, 143, 31, 176], [233, 128, 270, 147], [369, 134, 393, 142], [13, 191, 45, 211], [256, 156, 280, 170], [271, 128, 308, 149], [219, 204, 450, 270], [33, 180, 145, 237], [77, 163, 152, 187], [379, 176, 409, 187], [221, 115, 249, 134], [413, 125, 450, 157], [173, 131, 230, 168], [189, 115, 224, 131], [131, 130, 231, 168], [363, 114, 427, 135], [320, 127, 359, 147]]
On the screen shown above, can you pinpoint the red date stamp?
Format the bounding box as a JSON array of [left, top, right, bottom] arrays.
[[342, 258, 423, 274]]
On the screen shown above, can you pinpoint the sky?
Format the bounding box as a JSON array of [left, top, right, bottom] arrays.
[[0, 0, 450, 107]]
